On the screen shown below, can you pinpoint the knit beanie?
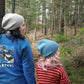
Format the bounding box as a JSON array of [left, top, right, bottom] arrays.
[[37, 39, 59, 57], [2, 13, 24, 30]]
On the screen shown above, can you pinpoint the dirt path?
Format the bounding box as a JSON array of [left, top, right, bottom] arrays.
[[25, 30, 57, 63], [25, 29, 84, 64]]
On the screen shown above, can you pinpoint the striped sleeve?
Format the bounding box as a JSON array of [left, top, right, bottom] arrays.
[[58, 66, 70, 84]]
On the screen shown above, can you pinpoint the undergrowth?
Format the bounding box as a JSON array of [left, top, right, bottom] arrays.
[[58, 28, 84, 84]]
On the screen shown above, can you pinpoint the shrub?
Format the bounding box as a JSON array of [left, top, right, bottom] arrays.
[[75, 28, 84, 46], [60, 47, 74, 59], [54, 34, 73, 43], [62, 50, 84, 84], [56, 31, 63, 35], [79, 28, 84, 36]]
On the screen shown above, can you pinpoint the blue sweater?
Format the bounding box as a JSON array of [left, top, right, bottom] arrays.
[[0, 34, 36, 84]]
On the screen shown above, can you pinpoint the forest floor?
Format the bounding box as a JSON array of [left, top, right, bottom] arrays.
[[25, 29, 84, 84], [26, 30, 58, 63], [25, 28, 83, 63], [26, 26, 77, 58]]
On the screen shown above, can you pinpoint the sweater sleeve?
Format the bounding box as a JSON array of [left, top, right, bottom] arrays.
[[59, 66, 70, 84], [21, 40, 36, 84]]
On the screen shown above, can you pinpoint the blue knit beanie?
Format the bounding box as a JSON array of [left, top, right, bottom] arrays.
[[37, 39, 59, 57]]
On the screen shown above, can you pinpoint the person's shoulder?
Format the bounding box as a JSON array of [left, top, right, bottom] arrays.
[[55, 66, 65, 72], [17, 38, 31, 49], [55, 66, 67, 75], [0, 34, 4, 38], [0, 34, 2, 38], [17, 38, 30, 44], [57, 65, 64, 69], [0, 34, 8, 40]]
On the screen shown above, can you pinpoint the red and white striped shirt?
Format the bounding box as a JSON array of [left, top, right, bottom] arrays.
[[36, 63, 70, 84]]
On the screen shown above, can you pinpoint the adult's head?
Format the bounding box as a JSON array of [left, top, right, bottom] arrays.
[[2, 13, 24, 30], [1, 13, 26, 39]]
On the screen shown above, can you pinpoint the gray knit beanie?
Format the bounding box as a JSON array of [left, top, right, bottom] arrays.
[[2, 13, 24, 30]]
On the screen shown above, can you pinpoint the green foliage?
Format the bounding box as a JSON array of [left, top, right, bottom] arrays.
[[56, 31, 63, 35], [59, 30, 84, 83], [79, 28, 84, 36], [54, 34, 73, 43], [60, 47, 74, 59], [75, 33, 80, 38], [76, 28, 84, 37], [42, 24, 49, 28], [62, 50, 84, 84], [45, 36, 50, 39], [73, 53, 84, 67], [75, 28, 84, 46]]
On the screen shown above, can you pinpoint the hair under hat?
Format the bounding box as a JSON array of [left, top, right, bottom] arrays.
[[2, 13, 24, 30], [37, 39, 59, 57]]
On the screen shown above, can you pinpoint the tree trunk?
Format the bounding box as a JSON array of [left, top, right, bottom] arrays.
[[64, 15, 67, 35], [33, 27, 36, 41], [43, 1, 47, 35], [33, 0, 38, 41], [0, 0, 5, 34], [12, 0, 15, 13], [59, 0, 63, 31], [74, 1, 77, 35]]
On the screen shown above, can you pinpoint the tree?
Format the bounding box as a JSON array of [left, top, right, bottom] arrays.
[[0, 0, 5, 34], [5, 0, 84, 36], [12, 0, 15, 13]]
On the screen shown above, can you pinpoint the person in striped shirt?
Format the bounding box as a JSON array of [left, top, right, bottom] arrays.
[[36, 39, 70, 84]]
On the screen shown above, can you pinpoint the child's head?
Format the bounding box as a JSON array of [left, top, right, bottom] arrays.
[[37, 39, 59, 57], [37, 39, 61, 70]]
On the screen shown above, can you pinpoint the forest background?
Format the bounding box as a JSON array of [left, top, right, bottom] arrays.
[[0, 0, 84, 84]]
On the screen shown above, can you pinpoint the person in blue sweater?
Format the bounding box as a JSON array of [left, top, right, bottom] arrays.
[[0, 13, 36, 84]]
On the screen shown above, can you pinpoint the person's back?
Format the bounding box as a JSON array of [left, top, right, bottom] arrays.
[[37, 63, 69, 84], [0, 34, 26, 84], [0, 13, 36, 84], [36, 39, 70, 84]]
